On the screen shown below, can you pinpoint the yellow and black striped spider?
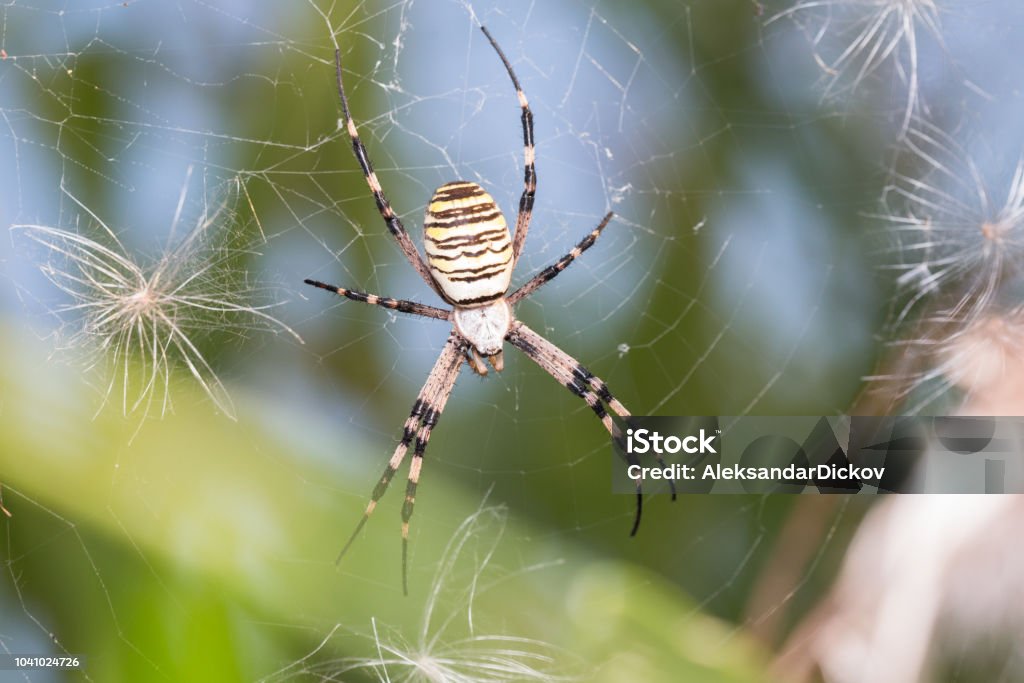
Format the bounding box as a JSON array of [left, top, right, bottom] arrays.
[[307, 27, 658, 593]]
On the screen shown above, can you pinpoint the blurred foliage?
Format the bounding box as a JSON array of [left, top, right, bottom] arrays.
[[1, 323, 778, 681], [0, 0, 891, 681]]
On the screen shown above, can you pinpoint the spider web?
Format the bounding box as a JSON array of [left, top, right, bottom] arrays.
[[2, 1, 1023, 681]]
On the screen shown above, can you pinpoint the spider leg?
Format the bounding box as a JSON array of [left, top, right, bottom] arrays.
[[336, 332, 464, 595], [508, 212, 614, 305], [480, 26, 535, 264], [304, 278, 451, 320], [520, 328, 662, 484], [333, 50, 442, 296], [506, 321, 642, 534], [507, 321, 675, 536], [400, 341, 463, 595]]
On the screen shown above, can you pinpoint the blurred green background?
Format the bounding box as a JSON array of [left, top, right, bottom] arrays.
[[2, 0, 1021, 681]]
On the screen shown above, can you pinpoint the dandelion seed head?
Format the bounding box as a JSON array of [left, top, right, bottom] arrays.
[[770, 0, 943, 133], [980, 221, 1001, 243], [266, 502, 581, 683], [881, 122, 1024, 323], [125, 285, 156, 312], [12, 182, 301, 422]]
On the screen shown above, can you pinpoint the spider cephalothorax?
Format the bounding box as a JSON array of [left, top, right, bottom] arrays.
[[306, 27, 662, 594]]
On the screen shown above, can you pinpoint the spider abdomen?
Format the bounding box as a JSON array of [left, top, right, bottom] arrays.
[[424, 181, 513, 307]]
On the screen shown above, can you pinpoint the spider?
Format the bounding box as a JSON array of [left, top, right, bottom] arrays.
[[307, 27, 667, 593]]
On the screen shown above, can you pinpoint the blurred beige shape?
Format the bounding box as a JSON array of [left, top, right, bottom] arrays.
[[777, 496, 1024, 683], [777, 312, 1024, 682], [942, 312, 1024, 415]]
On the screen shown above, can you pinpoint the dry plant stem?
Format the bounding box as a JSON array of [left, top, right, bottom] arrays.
[[851, 319, 939, 415], [744, 496, 843, 646]]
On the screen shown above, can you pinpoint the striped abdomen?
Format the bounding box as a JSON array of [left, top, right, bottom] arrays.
[[424, 181, 514, 307]]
